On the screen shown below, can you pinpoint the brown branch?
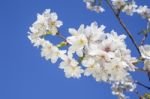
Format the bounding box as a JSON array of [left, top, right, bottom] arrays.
[[140, 35, 147, 45], [105, 0, 141, 55]]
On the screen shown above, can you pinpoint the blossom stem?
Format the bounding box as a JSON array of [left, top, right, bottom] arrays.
[[106, 0, 141, 55], [140, 22, 149, 45], [56, 32, 69, 46], [133, 57, 144, 65], [136, 81, 150, 90], [140, 35, 147, 45], [56, 33, 66, 41]]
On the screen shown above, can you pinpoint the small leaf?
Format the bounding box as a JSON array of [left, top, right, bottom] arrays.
[[47, 31, 52, 35], [56, 41, 67, 48]]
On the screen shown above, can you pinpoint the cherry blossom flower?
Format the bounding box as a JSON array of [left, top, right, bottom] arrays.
[[139, 45, 150, 59]]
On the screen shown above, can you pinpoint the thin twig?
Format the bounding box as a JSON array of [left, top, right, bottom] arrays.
[[105, 0, 141, 55], [140, 22, 149, 45], [136, 81, 150, 90], [140, 35, 147, 45], [57, 34, 66, 41], [56, 32, 68, 43]]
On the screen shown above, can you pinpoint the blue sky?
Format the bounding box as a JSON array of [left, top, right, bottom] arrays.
[[0, 0, 150, 99]]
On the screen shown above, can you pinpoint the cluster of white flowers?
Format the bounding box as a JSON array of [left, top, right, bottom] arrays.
[[28, 9, 67, 64], [83, 0, 150, 21], [28, 9, 84, 79], [28, 10, 137, 97], [121, 1, 137, 16], [59, 56, 84, 78], [83, 0, 105, 13], [29, 9, 62, 38], [66, 22, 137, 98], [28, 7, 150, 99], [139, 45, 150, 71], [111, 0, 127, 10], [111, 0, 150, 21], [137, 6, 150, 22]]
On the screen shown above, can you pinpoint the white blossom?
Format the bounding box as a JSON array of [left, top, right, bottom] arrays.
[[144, 60, 150, 71], [66, 22, 136, 98], [67, 25, 88, 57], [82, 57, 99, 76], [137, 6, 150, 21], [139, 45, 150, 59], [29, 9, 63, 36], [59, 57, 84, 78], [40, 40, 66, 63], [83, 0, 105, 13], [28, 8, 139, 98], [28, 9, 64, 64], [122, 1, 137, 16], [111, 0, 127, 10]]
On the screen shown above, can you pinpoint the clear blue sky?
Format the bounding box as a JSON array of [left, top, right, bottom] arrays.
[[0, 0, 150, 99]]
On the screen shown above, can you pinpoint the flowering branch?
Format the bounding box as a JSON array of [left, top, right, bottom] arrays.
[[28, 1, 150, 99], [105, 0, 141, 55]]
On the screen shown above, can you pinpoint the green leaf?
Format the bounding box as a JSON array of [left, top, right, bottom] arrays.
[[56, 41, 67, 48], [47, 31, 52, 35]]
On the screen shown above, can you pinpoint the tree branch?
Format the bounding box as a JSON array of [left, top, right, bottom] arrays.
[[106, 0, 141, 55]]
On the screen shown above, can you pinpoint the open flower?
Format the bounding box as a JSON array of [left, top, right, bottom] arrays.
[[137, 6, 150, 21], [29, 9, 63, 36], [144, 60, 150, 71], [59, 58, 84, 78], [67, 25, 88, 57], [122, 1, 137, 16], [111, 0, 127, 10]]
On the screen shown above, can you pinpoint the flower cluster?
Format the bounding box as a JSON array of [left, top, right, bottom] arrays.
[[28, 9, 85, 79], [66, 22, 136, 98], [28, 9, 62, 40], [28, 7, 150, 98], [137, 6, 150, 22], [28, 9, 66, 64], [111, 0, 150, 21], [28, 9, 137, 98], [83, 0, 150, 21], [28, 9, 138, 98]]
